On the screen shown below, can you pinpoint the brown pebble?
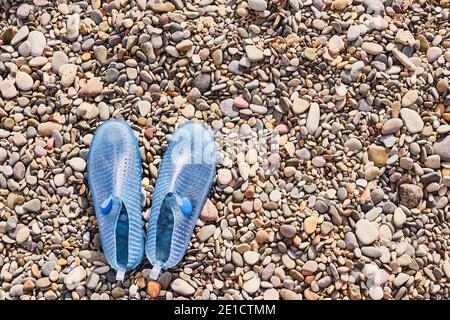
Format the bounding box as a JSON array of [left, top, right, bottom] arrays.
[[147, 281, 161, 299]]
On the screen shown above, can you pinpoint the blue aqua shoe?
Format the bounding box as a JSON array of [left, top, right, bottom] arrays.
[[146, 121, 217, 279], [87, 120, 144, 280]]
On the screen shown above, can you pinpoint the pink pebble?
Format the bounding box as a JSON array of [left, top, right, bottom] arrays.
[[46, 138, 54, 149], [274, 124, 288, 134], [40, 12, 51, 26], [233, 97, 248, 109]]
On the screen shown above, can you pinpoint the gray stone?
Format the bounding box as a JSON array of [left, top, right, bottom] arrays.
[[381, 118, 403, 134], [400, 108, 423, 133], [248, 0, 267, 11], [355, 219, 378, 245], [306, 103, 320, 134], [399, 184, 423, 208], [192, 73, 211, 93], [196, 225, 216, 241], [433, 136, 450, 161], [64, 266, 87, 289], [23, 199, 41, 212], [52, 51, 69, 73], [171, 278, 195, 296], [27, 30, 46, 56]]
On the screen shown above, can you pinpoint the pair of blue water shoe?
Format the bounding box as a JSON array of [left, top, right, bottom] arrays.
[[87, 120, 217, 281]]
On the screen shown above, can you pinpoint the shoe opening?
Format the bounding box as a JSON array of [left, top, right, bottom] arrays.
[[115, 200, 129, 268], [155, 192, 175, 264]]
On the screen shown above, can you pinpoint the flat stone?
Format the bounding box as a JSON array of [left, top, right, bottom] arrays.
[[192, 73, 211, 93], [304, 48, 316, 60], [433, 136, 450, 161], [427, 47, 442, 62], [171, 278, 195, 296], [280, 289, 300, 300], [255, 230, 268, 243], [347, 25, 360, 41], [361, 246, 381, 258], [27, 30, 46, 56], [16, 226, 30, 244], [217, 168, 232, 185], [365, 166, 380, 180], [365, 207, 382, 221], [15, 72, 33, 91], [243, 251, 260, 265], [196, 224, 216, 241], [280, 225, 296, 238], [2, 27, 15, 44], [234, 97, 249, 109], [59, 64, 77, 87], [52, 51, 69, 73], [77, 102, 99, 120], [69, 157, 86, 171], [436, 79, 449, 93], [87, 272, 100, 290], [19, 41, 31, 57], [176, 39, 193, 51], [64, 266, 87, 289], [395, 30, 415, 46], [9, 284, 24, 297], [38, 122, 62, 136], [136, 100, 151, 117], [362, 42, 383, 55], [400, 108, 423, 133], [369, 286, 384, 300], [150, 2, 176, 13], [67, 13, 80, 41], [35, 277, 51, 289], [328, 35, 345, 55], [11, 26, 29, 45], [393, 208, 406, 228], [402, 90, 418, 107], [248, 0, 267, 11], [393, 273, 409, 287], [78, 77, 103, 97], [368, 145, 389, 167], [220, 99, 239, 117], [442, 261, 450, 279], [29, 56, 48, 67], [355, 219, 378, 245], [93, 46, 108, 65], [306, 103, 320, 134], [41, 261, 55, 276], [263, 288, 279, 300], [200, 198, 218, 222], [302, 260, 318, 274], [398, 184, 423, 208], [392, 48, 416, 71], [312, 156, 326, 167], [304, 216, 318, 234], [344, 231, 357, 250], [381, 118, 403, 134], [23, 199, 41, 212], [344, 138, 363, 151], [292, 98, 309, 114], [243, 276, 260, 294], [0, 80, 18, 99], [245, 45, 264, 62]]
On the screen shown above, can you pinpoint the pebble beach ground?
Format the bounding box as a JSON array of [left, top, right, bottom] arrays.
[[1, 0, 450, 300]]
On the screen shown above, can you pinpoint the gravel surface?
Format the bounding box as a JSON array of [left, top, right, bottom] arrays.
[[0, 0, 450, 300]]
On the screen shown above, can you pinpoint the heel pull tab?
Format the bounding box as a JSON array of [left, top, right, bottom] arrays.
[[116, 270, 125, 282], [150, 265, 161, 280]]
